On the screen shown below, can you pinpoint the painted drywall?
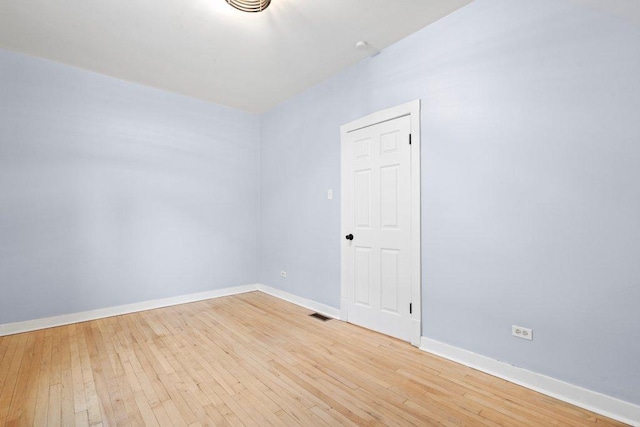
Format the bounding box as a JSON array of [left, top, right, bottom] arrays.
[[0, 49, 260, 324], [259, 0, 640, 405]]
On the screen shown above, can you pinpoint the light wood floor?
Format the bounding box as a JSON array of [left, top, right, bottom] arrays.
[[0, 292, 627, 426]]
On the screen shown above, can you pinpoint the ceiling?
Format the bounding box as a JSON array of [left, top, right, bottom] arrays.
[[0, 0, 472, 113]]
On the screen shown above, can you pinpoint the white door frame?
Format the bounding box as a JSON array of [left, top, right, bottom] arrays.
[[340, 100, 421, 346]]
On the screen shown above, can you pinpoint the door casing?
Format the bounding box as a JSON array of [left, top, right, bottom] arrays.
[[340, 100, 421, 346]]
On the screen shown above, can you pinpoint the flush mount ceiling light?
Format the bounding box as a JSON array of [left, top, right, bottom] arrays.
[[226, 0, 271, 13]]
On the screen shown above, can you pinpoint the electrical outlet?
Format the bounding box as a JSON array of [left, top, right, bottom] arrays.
[[512, 325, 533, 341], [280, 271, 287, 278]]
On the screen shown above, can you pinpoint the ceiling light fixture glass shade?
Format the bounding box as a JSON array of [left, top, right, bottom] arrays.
[[226, 0, 271, 12]]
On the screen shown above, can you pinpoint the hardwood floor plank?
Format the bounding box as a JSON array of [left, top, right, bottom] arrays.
[[74, 410, 90, 427], [83, 380, 102, 427], [82, 325, 115, 426], [47, 383, 62, 427], [33, 332, 53, 427], [0, 337, 10, 377], [59, 327, 77, 426], [0, 335, 29, 420], [69, 325, 88, 415], [150, 402, 173, 426], [8, 331, 44, 425], [132, 390, 159, 427], [0, 292, 629, 427]]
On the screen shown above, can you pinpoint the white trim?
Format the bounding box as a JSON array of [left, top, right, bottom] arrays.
[[408, 101, 422, 347], [420, 337, 640, 426], [340, 99, 422, 346], [340, 296, 349, 322], [257, 284, 341, 319], [0, 284, 259, 337]]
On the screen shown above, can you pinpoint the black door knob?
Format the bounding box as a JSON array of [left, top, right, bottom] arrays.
[[345, 234, 354, 241]]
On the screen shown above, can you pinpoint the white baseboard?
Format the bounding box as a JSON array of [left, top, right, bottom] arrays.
[[420, 337, 640, 426], [0, 284, 259, 337], [257, 284, 341, 319]]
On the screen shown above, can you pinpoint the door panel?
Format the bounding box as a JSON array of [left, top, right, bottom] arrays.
[[380, 248, 400, 313], [354, 169, 371, 228], [355, 247, 371, 306], [344, 115, 412, 342], [354, 137, 372, 159], [380, 164, 399, 228], [380, 130, 400, 154]]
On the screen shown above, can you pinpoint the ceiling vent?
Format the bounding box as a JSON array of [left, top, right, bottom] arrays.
[[226, 0, 271, 13]]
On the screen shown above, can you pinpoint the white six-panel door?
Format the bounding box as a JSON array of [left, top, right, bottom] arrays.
[[343, 115, 413, 342]]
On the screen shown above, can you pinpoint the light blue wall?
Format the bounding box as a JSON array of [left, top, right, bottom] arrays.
[[0, 49, 260, 323], [259, 0, 640, 405]]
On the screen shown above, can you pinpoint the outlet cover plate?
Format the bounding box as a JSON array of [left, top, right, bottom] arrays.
[[512, 325, 533, 341]]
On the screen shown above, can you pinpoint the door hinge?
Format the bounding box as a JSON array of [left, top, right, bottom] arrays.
[[409, 303, 412, 314], [409, 134, 412, 145]]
